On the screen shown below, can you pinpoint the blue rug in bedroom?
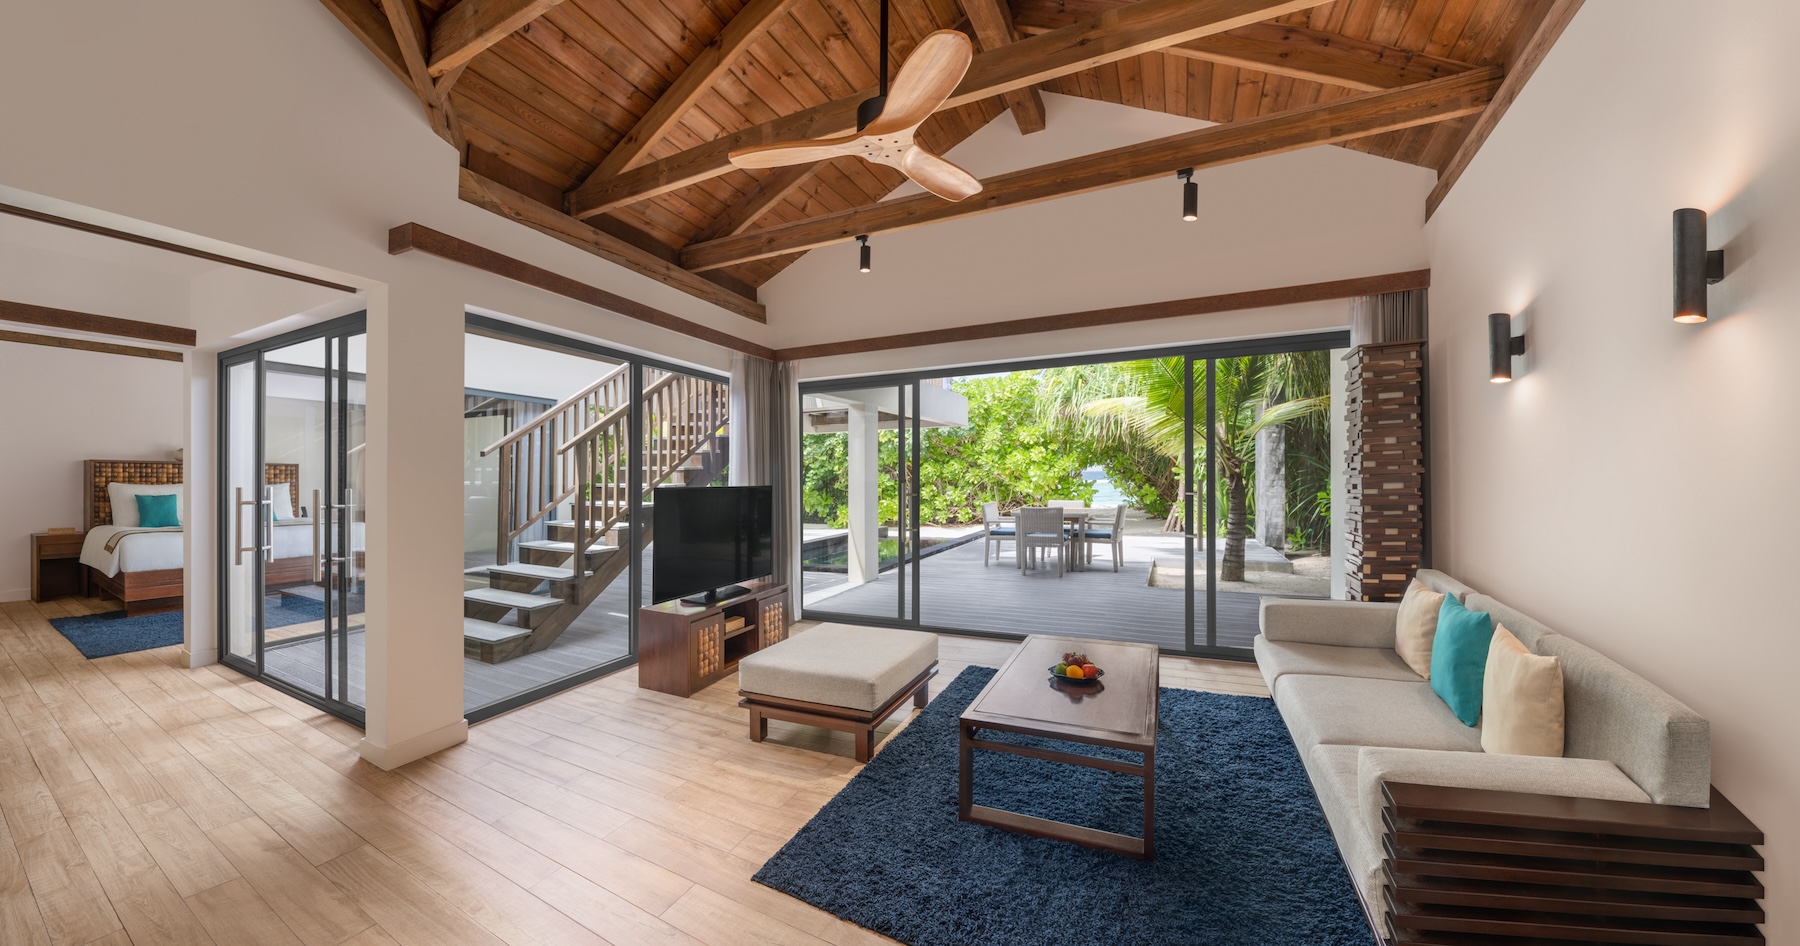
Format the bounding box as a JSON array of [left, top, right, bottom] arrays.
[[753, 666, 1374, 946], [48, 593, 354, 659]]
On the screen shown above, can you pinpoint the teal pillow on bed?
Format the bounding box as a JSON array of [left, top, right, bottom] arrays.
[[136, 493, 181, 528], [1429, 595, 1494, 727]]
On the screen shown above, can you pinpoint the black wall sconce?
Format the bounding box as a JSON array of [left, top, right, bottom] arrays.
[[1673, 208, 1725, 323], [1489, 312, 1525, 383]]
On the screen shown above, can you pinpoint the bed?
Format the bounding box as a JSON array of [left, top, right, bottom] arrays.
[[78, 459, 315, 615]]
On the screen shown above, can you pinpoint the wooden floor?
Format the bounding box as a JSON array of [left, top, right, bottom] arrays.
[[0, 595, 1268, 946]]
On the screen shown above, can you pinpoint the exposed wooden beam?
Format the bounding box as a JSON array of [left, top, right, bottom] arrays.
[[389, 223, 775, 359], [686, 165, 820, 246], [315, 0, 410, 85], [1427, 0, 1584, 218], [962, 0, 1047, 134], [576, 0, 803, 194], [0, 202, 357, 294], [0, 299, 196, 347], [565, 0, 1333, 219], [376, 0, 463, 147], [1013, 5, 1473, 91], [427, 0, 569, 77], [458, 169, 766, 321], [0, 329, 183, 363], [774, 270, 1430, 361], [682, 69, 1499, 272]]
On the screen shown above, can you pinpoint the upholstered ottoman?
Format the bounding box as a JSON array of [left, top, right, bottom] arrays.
[[737, 623, 939, 762]]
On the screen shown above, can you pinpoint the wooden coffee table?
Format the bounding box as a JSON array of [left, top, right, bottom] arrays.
[[958, 634, 1159, 859]]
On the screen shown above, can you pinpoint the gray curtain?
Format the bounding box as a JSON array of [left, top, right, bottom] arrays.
[[729, 354, 798, 586], [1350, 288, 1429, 345]]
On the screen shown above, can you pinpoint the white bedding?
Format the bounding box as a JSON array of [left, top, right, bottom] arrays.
[[80, 520, 362, 578]]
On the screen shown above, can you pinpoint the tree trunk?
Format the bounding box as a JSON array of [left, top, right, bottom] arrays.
[[1222, 471, 1249, 582], [1255, 422, 1287, 549]]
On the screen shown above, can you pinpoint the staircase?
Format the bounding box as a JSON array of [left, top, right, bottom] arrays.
[[464, 365, 728, 663]]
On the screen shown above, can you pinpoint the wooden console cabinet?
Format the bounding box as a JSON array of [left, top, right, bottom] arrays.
[[637, 581, 789, 697]]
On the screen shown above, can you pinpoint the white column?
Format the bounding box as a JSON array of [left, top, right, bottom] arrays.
[[182, 353, 219, 667], [1329, 346, 1349, 599], [845, 402, 880, 585], [360, 276, 468, 769]]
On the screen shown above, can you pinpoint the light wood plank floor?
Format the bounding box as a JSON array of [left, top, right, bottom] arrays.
[[0, 595, 1268, 946]]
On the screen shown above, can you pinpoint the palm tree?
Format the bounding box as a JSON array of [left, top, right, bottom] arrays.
[[1046, 356, 1327, 582]]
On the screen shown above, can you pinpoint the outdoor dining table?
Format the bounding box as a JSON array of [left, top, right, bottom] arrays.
[[1003, 507, 1095, 572]]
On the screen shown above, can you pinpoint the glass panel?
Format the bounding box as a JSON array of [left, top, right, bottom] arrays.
[[334, 333, 368, 709], [222, 359, 259, 666], [800, 385, 907, 620], [258, 337, 332, 700]]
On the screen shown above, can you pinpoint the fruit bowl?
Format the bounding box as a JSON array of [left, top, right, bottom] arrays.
[[1049, 651, 1104, 686]]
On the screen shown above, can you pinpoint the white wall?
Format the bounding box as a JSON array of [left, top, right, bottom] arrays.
[[1426, 1, 1796, 933], [772, 93, 1434, 376]]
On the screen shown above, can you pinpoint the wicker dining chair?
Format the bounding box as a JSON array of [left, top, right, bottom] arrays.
[[981, 501, 1015, 566], [1081, 504, 1127, 572], [1016, 506, 1067, 577]]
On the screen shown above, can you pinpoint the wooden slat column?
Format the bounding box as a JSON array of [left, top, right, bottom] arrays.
[[1344, 340, 1426, 601], [1381, 782, 1767, 944]]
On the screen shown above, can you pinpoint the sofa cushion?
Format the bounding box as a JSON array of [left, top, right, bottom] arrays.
[[737, 624, 938, 713], [1481, 624, 1566, 757], [1429, 596, 1495, 727], [1462, 593, 1561, 653], [1259, 598, 1400, 648], [1275, 675, 1483, 753], [1305, 744, 1382, 905], [1394, 580, 1445, 679], [1536, 634, 1711, 808], [1254, 636, 1420, 693]]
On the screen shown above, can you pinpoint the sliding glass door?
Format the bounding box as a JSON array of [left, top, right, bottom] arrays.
[[218, 314, 367, 721], [798, 333, 1347, 660]]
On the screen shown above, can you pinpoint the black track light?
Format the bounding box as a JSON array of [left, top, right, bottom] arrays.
[[856, 234, 871, 273], [1177, 168, 1197, 222]]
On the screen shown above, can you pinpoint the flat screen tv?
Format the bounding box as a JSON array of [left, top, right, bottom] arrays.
[[651, 485, 774, 604]]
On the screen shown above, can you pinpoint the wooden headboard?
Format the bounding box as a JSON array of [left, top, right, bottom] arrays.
[[85, 459, 302, 530]]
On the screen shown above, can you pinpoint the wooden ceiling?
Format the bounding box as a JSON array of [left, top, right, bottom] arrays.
[[319, 0, 1570, 320]]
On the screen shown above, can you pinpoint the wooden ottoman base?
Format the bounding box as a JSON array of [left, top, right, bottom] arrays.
[[740, 663, 938, 762]]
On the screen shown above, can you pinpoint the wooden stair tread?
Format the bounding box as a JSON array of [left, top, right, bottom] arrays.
[[485, 563, 578, 581], [518, 539, 614, 554], [462, 618, 531, 644], [463, 588, 563, 612]]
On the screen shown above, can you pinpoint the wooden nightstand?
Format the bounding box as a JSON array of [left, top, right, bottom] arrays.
[[31, 532, 88, 602]]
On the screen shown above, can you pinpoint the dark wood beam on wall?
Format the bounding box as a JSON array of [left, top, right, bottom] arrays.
[[962, 0, 1048, 134], [565, 0, 1335, 219], [0, 299, 196, 347], [574, 0, 804, 193], [1426, 0, 1585, 218], [459, 169, 765, 321], [682, 69, 1499, 272], [389, 222, 775, 359], [428, 0, 570, 79], [774, 270, 1431, 361], [0, 329, 184, 363]]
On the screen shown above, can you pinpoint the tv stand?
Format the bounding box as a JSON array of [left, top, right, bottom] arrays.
[[638, 581, 790, 697], [680, 584, 750, 606]]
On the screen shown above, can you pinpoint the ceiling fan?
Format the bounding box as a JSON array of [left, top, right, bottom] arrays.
[[727, 1, 983, 202]]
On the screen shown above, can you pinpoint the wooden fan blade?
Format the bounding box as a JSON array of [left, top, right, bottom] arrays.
[[728, 135, 861, 170], [862, 30, 974, 136], [900, 146, 981, 202]]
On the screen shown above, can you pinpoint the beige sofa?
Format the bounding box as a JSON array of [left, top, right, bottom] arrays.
[[1253, 569, 1712, 912]]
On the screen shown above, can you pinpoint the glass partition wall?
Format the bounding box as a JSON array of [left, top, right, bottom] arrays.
[[799, 333, 1348, 659]]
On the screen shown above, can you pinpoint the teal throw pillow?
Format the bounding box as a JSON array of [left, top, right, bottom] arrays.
[[1429, 595, 1494, 727], [136, 493, 181, 529]]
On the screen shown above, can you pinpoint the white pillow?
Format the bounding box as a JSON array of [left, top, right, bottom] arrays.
[[1394, 579, 1445, 679], [270, 483, 298, 521], [107, 482, 182, 528]]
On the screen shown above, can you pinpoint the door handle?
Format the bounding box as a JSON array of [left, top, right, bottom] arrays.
[[312, 489, 324, 583], [234, 488, 272, 566]]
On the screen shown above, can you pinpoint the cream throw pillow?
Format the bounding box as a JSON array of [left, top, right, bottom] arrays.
[[1394, 579, 1444, 679], [1481, 623, 1566, 757]]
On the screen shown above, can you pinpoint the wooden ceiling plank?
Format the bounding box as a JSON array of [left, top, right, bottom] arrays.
[[565, 0, 1335, 219], [681, 67, 1499, 271], [428, 0, 569, 76], [962, 0, 1048, 134], [574, 0, 804, 192], [315, 0, 411, 85], [0, 299, 197, 347], [458, 168, 766, 321], [376, 0, 464, 146], [686, 165, 819, 244], [1425, 0, 1581, 217]]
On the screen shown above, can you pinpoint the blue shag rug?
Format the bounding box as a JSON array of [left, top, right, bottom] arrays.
[[48, 592, 351, 659], [754, 666, 1374, 946]]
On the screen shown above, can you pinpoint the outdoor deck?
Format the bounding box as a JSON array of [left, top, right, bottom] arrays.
[[804, 530, 1327, 652]]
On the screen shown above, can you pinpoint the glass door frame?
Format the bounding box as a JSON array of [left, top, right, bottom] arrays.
[[216, 311, 367, 724], [795, 330, 1349, 660], [461, 314, 730, 722]]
